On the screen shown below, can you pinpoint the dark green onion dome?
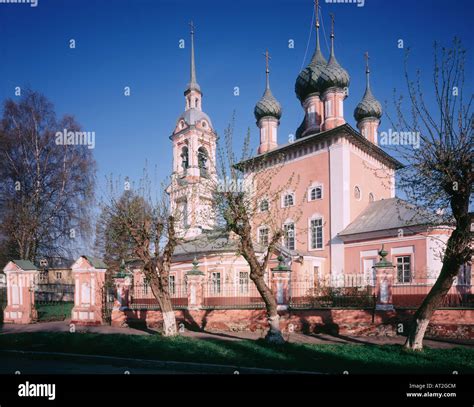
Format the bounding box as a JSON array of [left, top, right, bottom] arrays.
[[295, 16, 327, 102], [354, 55, 382, 121], [319, 17, 350, 93], [255, 51, 282, 121], [254, 87, 282, 121], [295, 48, 327, 102], [319, 57, 350, 92], [354, 87, 382, 121]]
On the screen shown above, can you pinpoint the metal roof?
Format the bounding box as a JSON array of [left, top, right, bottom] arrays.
[[236, 123, 403, 171], [339, 198, 440, 236], [82, 256, 108, 269], [12, 260, 37, 271]]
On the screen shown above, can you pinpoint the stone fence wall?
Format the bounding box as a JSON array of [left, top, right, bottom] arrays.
[[111, 307, 474, 340]]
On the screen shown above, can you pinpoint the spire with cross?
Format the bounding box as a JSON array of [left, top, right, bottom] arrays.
[[264, 49, 271, 90], [185, 20, 200, 95], [364, 51, 371, 89]]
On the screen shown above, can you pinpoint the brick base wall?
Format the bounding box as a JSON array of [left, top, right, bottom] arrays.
[[111, 308, 474, 340]]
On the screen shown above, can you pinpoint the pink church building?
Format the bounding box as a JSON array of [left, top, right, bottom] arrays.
[[131, 5, 471, 308]]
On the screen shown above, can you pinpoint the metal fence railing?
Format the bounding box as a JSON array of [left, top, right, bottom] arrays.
[[33, 284, 75, 322], [202, 281, 266, 309], [34, 284, 75, 303], [289, 282, 375, 309], [129, 283, 188, 310], [392, 284, 473, 308]]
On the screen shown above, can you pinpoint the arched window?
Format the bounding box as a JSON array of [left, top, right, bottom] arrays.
[[180, 146, 189, 172], [369, 192, 375, 202], [309, 186, 322, 201], [198, 147, 208, 177], [283, 193, 295, 208], [260, 199, 269, 212], [354, 186, 361, 200]]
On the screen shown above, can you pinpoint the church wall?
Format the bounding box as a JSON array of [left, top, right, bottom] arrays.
[[250, 145, 332, 278], [349, 146, 395, 222], [344, 235, 429, 283]]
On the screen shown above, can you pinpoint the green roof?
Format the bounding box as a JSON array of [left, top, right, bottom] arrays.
[[12, 260, 37, 271], [83, 256, 108, 269]]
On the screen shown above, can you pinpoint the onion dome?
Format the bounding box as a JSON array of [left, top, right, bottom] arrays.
[[295, 2, 327, 102], [319, 14, 350, 93], [254, 50, 282, 121], [354, 53, 382, 122]]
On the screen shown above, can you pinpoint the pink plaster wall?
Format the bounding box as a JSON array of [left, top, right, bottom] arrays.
[[344, 237, 428, 281]]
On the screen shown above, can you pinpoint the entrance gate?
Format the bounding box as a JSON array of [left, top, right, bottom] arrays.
[[34, 284, 74, 322]]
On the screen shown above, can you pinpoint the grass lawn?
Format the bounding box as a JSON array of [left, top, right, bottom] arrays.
[[0, 332, 473, 374], [36, 303, 74, 322]]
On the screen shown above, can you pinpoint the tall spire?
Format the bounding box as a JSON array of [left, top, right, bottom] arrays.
[[315, 0, 321, 53], [329, 13, 335, 59], [264, 49, 271, 90], [185, 21, 200, 94], [364, 51, 370, 90]]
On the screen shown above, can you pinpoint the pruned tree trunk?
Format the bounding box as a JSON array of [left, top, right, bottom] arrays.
[[405, 205, 471, 350], [251, 272, 284, 344], [126, 215, 179, 337], [239, 230, 285, 344], [148, 276, 177, 337]]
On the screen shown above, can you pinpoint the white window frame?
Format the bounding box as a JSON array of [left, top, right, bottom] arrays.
[[169, 275, 176, 296], [308, 217, 323, 250], [308, 185, 323, 201], [258, 226, 269, 246], [395, 255, 412, 283], [281, 192, 295, 208], [283, 222, 295, 251], [211, 272, 221, 294], [259, 199, 269, 212], [238, 271, 249, 294]]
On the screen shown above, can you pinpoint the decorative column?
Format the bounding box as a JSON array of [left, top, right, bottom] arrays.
[[3, 260, 39, 324], [185, 257, 205, 310], [373, 245, 395, 311], [111, 262, 132, 327], [271, 255, 291, 310], [71, 256, 107, 325]]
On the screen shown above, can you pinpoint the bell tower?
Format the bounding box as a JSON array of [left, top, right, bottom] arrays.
[[168, 22, 217, 239]]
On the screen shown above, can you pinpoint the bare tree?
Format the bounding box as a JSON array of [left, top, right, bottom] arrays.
[[95, 188, 149, 275], [102, 175, 180, 337], [0, 89, 96, 264], [210, 118, 302, 344], [386, 38, 473, 350]]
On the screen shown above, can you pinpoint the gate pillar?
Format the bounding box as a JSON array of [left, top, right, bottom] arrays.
[[3, 260, 38, 324], [71, 256, 107, 326]]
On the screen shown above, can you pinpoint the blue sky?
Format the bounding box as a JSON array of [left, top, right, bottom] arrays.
[[0, 0, 473, 203]]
